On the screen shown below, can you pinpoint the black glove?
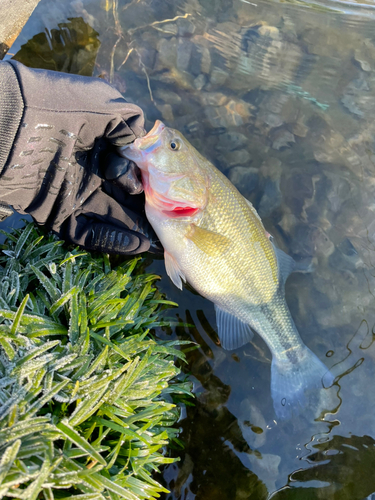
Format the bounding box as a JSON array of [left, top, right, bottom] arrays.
[[0, 60, 158, 255]]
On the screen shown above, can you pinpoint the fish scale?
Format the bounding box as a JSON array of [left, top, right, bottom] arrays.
[[122, 119, 335, 419]]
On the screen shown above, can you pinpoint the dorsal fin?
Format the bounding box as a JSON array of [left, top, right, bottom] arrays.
[[271, 242, 296, 287]]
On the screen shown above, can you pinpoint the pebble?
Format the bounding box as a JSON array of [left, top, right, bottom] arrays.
[[228, 166, 259, 197], [190, 38, 211, 74], [201, 92, 228, 106], [224, 148, 251, 167], [205, 98, 253, 128], [277, 213, 299, 237], [214, 131, 249, 152], [292, 120, 309, 137], [256, 110, 284, 130], [156, 37, 178, 70], [209, 67, 229, 86], [258, 179, 282, 218], [136, 46, 157, 70], [177, 18, 196, 37], [155, 103, 174, 122], [177, 38, 193, 71], [193, 74, 207, 90], [329, 238, 364, 272], [354, 50, 372, 72], [341, 75, 370, 117], [239, 24, 302, 90], [270, 128, 295, 150], [260, 158, 282, 181], [282, 172, 314, 216], [154, 88, 182, 105], [326, 176, 352, 214], [312, 227, 335, 258]]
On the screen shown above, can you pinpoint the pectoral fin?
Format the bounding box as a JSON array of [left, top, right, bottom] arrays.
[[215, 304, 254, 350], [186, 224, 231, 257], [165, 251, 186, 290]]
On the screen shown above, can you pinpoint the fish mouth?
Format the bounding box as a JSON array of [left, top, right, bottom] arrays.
[[119, 120, 165, 165], [134, 120, 165, 151]]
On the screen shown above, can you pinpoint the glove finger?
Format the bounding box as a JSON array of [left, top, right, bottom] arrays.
[[80, 219, 150, 255], [56, 188, 154, 255], [104, 154, 143, 194], [104, 104, 146, 146], [87, 186, 163, 254]]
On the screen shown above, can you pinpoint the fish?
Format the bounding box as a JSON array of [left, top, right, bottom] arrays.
[[121, 120, 334, 419]]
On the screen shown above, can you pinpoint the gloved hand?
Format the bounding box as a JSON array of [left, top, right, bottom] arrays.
[[0, 60, 159, 255]]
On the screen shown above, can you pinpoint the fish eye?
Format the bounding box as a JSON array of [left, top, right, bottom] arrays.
[[169, 139, 181, 151]]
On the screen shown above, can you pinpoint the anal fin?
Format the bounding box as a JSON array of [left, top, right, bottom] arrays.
[[215, 304, 254, 350], [165, 251, 186, 290]]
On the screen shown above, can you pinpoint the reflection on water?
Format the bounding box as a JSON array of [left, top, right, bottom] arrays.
[[6, 0, 375, 497], [13, 17, 100, 75]]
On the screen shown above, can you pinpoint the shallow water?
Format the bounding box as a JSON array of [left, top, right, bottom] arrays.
[[5, 0, 375, 497]]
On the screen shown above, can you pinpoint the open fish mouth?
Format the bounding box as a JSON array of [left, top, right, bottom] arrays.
[[119, 120, 165, 164], [134, 120, 165, 151]]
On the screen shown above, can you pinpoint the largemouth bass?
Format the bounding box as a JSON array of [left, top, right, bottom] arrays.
[[122, 120, 334, 419]]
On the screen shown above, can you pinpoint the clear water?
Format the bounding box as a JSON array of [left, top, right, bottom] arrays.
[[5, 0, 375, 497]]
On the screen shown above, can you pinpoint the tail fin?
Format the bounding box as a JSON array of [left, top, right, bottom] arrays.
[[271, 346, 336, 420]]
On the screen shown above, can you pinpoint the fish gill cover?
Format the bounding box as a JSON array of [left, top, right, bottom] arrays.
[[0, 222, 193, 500]]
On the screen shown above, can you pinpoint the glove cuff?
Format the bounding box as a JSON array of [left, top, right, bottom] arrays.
[[0, 62, 24, 175]]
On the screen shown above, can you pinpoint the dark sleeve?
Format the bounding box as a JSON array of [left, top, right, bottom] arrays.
[[0, 62, 24, 175]]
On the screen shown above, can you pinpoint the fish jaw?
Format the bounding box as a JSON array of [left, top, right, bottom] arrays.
[[121, 120, 165, 168], [121, 120, 208, 217]]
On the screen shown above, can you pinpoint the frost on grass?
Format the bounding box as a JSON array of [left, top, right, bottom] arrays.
[[0, 223, 193, 500]]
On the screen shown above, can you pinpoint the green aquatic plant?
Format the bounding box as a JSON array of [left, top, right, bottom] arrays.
[[0, 222, 192, 500], [285, 84, 329, 111]]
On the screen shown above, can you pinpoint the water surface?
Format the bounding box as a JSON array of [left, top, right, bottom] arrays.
[[6, 0, 375, 497]]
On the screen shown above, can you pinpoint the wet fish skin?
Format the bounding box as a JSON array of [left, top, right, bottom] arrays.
[[122, 120, 334, 419]]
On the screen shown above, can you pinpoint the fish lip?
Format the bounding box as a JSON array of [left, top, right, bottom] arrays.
[[119, 120, 165, 165], [134, 120, 165, 151], [147, 119, 165, 137]]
